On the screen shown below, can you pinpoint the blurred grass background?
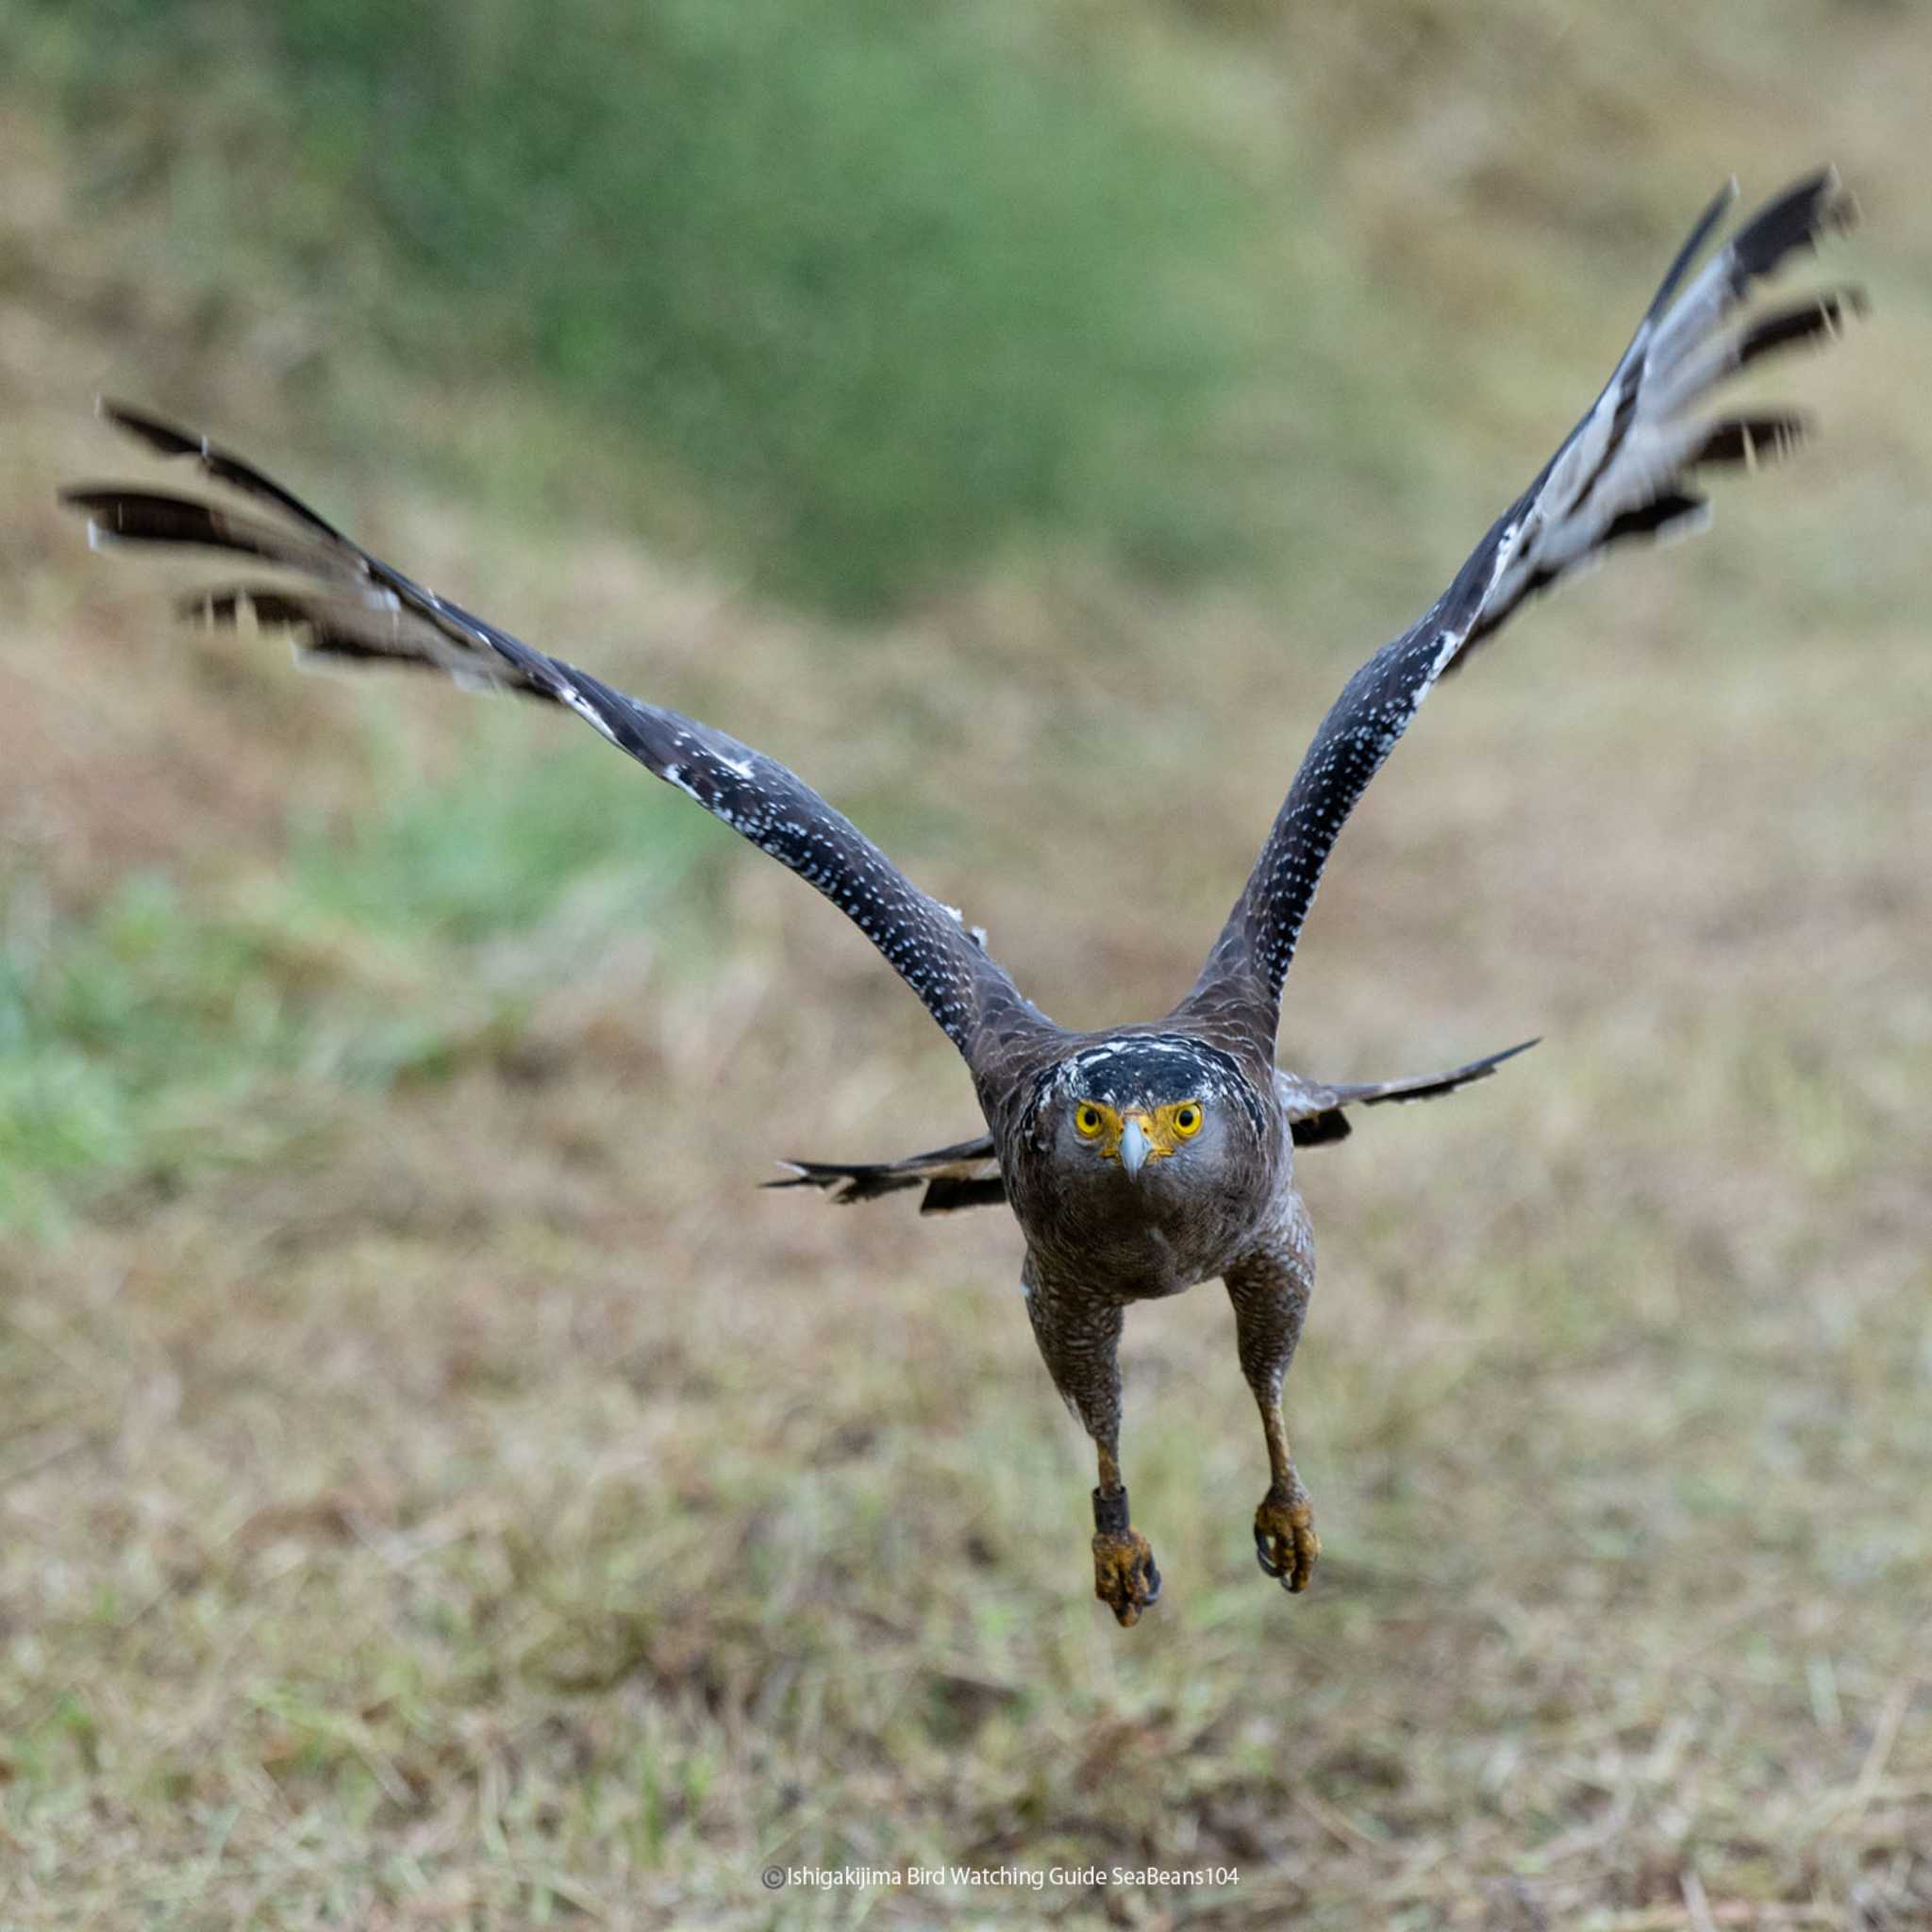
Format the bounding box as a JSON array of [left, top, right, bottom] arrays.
[[1, 1, 1928, 1926]]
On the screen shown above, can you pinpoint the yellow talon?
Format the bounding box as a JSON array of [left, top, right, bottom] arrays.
[[1254, 1487, 1320, 1593], [1091, 1527, 1162, 1625]]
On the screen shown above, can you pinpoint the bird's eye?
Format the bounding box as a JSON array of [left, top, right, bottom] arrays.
[[1074, 1104, 1105, 1139], [1172, 1102, 1203, 1138]]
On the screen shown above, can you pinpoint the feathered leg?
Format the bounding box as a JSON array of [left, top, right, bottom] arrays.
[[1224, 1209, 1321, 1593], [1022, 1259, 1159, 1626]]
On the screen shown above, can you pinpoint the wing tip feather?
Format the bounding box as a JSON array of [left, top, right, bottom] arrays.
[[97, 396, 196, 457]]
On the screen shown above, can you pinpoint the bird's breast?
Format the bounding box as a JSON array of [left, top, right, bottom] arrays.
[[1009, 1172, 1257, 1302]]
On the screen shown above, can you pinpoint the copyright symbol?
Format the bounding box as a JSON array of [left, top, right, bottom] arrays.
[[761, 1867, 787, 1890]]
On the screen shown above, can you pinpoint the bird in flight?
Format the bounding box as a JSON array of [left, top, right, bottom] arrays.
[[62, 172, 1858, 1627]]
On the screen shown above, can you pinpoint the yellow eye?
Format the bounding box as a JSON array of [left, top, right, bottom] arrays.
[[1172, 1102, 1203, 1139], [1074, 1104, 1105, 1139]]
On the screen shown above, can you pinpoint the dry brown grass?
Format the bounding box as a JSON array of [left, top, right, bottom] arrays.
[[3, 6, 1930, 1926]]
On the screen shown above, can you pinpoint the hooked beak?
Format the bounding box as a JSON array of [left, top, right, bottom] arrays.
[[1118, 1114, 1151, 1182]]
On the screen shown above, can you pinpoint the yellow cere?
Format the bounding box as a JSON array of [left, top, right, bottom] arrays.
[[1075, 1099, 1205, 1160]]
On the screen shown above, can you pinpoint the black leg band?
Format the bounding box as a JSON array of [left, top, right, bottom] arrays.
[[1091, 1484, 1130, 1536]]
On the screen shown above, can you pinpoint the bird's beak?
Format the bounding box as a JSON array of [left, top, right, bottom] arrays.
[[1119, 1115, 1151, 1182]]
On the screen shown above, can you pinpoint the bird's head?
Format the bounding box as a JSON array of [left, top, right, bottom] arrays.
[[1036, 1036, 1256, 1199]]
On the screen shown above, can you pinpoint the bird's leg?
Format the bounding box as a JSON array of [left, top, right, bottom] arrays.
[[1248, 1393, 1319, 1593], [1089, 1441, 1160, 1629], [1023, 1264, 1160, 1626], [1224, 1235, 1320, 1593]]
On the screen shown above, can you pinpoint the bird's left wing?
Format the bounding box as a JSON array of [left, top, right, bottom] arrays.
[[62, 405, 1047, 1062], [774, 1037, 1537, 1211], [1185, 171, 1860, 1049], [1274, 1036, 1537, 1146]]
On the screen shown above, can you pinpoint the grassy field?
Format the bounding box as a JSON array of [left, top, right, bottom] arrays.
[[2, 3, 1929, 1926]]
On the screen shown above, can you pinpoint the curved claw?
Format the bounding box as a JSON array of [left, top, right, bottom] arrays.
[[1253, 1489, 1320, 1594], [1092, 1528, 1162, 1627]]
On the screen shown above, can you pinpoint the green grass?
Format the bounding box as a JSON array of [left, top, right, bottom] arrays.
[[284, 719, 714, 946], [0, 730, 715, 1230], [0, 873, 302, 1227], [8, 0, 1268, 616]]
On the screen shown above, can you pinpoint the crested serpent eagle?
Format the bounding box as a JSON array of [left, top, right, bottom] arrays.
[[62, 174, 1859, 1625]]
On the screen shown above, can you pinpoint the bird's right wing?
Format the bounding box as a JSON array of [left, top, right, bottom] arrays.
[[1185, 172, 1860, 1051], [61, 404, 1049, 1064], [766, 1135, 1004, 1213], [775, 1038, 1537, 1210]]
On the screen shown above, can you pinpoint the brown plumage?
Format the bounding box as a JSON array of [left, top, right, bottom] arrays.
[[60, 173, 1858, 1626]]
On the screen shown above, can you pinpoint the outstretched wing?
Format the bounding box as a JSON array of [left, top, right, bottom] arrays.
[[1274, 1036, 1537, 1146], [775, 1037, 1535, 1211], [62, 404, 1048, 1062], [1187, 171, 1860, 1046], [766, 1135, 1004, 1213]]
